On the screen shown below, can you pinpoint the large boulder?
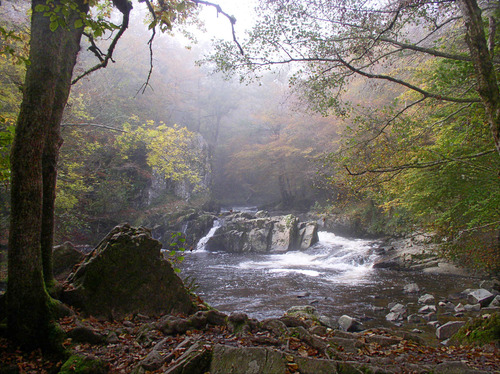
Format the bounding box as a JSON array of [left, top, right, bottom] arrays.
[[205, 212, 318, 253], [64, 224, 194, 317], [52, 242, 86, 281]]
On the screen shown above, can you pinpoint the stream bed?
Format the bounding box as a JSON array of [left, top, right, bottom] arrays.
[[179, 230, 481, 330]]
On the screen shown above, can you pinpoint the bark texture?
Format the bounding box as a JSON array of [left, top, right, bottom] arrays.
[[459, 0, 500, 155], [7, 0, 88, 349]]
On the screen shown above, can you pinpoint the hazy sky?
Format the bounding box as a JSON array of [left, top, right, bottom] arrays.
[[198, 0, 257, 41]]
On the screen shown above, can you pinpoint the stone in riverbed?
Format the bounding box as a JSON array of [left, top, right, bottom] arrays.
[[418, 294, 435, 304], [338, 315, 362, 332], [489, 295, 500, 307], [468, 289, 494, 307], [403, 283, 420, 293], [418, 305, 437, 314], [436, 321, 466, 340]]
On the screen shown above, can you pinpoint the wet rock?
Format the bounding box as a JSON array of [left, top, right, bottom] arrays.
[[418, 305, 436, 314], [296, 291, 311, 298], [436, 321, 466, 340], [468, 289, 494, 307], [205, 213, 318, 253], [404, 283, 420, 293], [428, 321, 440, 328], [338, 315, 362, 332], [454, 303, 466, 313], [318, 315, 338, 329], [423, 312, 437, 321], [418, 294, 435, 304], [64, 224, 194, 318], [386, 303, 407, 322], [464, 303, 481, 312], [407, 314, 424, 324], [289, 326, 328, 352]]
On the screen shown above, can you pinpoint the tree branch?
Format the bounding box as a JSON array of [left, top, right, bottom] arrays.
[[190, 0, 244, 55], [72, 2, 132, 85], [344, 149, 496, 176], [62, 123, 128, 132]]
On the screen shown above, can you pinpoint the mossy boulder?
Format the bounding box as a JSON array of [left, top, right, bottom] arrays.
[[450, 312, 500, 346], [64, 224, 194, 318], [59, 354, 109, 374], [52, 242, 85, 281]]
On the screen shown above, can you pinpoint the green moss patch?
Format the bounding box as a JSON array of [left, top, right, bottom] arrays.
[[59, 354, 109, 374], [451, 312, 500, 346]]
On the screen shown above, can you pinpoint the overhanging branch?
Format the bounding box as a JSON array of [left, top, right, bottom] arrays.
[[344, 149, 496, 176], [72, 2, 132, 85]]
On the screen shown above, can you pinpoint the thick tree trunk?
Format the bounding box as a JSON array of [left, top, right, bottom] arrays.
[[458, 0, 500, 155], [8, 0, 88, 349]]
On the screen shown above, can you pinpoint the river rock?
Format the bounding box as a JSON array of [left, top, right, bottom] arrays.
[[64, 224, 194, 317], [338, 315, 362, 332], [418, 305, 437, 314], [52, 241, 85, 281], [464, 303, 481, 312], [468, 289, 494, 306], [418, 294, 435, 304], [436, 321, 466, 340], [403, 283, 420, 293], [204, 212, 318, 253], [489, 295, 500, 307]]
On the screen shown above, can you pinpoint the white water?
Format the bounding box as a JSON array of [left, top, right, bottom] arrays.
[[195, 219, 222, 251], [237, 231, 377, 284]]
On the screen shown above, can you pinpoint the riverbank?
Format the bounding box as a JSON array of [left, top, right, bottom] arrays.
[[1, 305, 498, 373]]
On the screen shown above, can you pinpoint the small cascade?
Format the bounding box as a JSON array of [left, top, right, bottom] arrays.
[[181, 221, 189, 234], [196, 219, 222, 251]]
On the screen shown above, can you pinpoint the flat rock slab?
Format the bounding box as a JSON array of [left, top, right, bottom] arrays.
[[210, 345, 286, 374]]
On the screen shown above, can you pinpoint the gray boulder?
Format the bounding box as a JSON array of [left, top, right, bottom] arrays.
[[338, 315, 362, 332], [436, 321, 466, 340], [418, 294, 435, 305], [205, 212, 318, 253], [403, 283, 420, 293], [52, 242, 85, 281], [468, 289, 494, 306]]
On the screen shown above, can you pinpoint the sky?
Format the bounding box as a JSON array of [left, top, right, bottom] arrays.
[[197, 0, 257, 41]]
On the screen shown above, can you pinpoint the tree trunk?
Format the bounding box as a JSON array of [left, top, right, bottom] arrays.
[[458, 0, 500, 155], [7, 0, 88, 349]]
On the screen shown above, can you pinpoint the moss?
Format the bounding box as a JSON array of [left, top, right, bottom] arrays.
[[59, 354, 109, 374], [450, 312, 500, 346]]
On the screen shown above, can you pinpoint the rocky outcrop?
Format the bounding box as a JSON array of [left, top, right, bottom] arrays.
[[204, 212, 318, 253], [63, 224, 194, 317], [52, 241, 86, 281]]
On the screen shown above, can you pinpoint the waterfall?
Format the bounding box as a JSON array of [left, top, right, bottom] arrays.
[[196, 219, 222, 251]]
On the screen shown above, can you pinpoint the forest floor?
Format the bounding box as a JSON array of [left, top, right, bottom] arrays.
[[0, 308, 499, 374]]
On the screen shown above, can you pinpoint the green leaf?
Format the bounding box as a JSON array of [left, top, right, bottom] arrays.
[[34, 4, 48, 12], [74, 19, 83, 29], [174, 268, 181, 273], [49, 21, 59, 32]]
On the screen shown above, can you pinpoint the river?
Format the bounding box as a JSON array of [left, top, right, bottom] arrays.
[[179, 220, 480, 330]]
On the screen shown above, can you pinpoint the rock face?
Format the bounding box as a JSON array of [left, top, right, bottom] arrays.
[[64, 224, 194, 317], [205, 212, 319, 253], [52, 241, 86, 281]]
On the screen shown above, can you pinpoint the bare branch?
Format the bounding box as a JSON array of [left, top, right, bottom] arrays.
[[72, 3, 132, 85], [190, 0, 244, 55], [344, 149, 496, 176], [62, 123, 128, 132]]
